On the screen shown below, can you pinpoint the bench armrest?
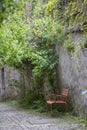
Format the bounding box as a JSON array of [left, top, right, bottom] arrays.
[[56, 94, 67, 101]]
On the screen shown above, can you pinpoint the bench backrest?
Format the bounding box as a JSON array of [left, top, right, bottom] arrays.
[[60, 88, 69, 101], [47, 88, 69, 101], [61, 88, 69, 96]]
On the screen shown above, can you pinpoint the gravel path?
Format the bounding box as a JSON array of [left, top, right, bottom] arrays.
[[0, 103, 86, 130]]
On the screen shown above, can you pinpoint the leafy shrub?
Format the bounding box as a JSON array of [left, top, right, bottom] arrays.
[[32, 100, 46, 112], [19, 90, 46, 112], [21, 90, 39, 105]]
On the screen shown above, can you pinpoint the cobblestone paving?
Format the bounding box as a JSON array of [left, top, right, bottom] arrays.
[[0, 103, 86, 130]]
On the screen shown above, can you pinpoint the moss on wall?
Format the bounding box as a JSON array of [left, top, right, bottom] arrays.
[[63, 0, 87, 36], [44, 0, 87, 35]]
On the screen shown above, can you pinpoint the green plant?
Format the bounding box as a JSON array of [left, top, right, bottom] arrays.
[[0, 13, 29, 68], [64, 39, 75, 53], [84, 42, 87, 48], [33, 100, 46, 113], [20, 90, 39, 106], [0, 0, 24, 24], [78, 116, 87, 127], [28, 16, 65, 88], [18, 90, 46, 112]]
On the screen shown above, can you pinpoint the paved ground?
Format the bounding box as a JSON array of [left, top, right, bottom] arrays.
[[0, 103, 86, 130]]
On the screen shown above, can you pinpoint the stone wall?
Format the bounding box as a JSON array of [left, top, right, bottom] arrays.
[[0, 65, 33, 101], [55, 0, 87, 116], [0, 66, 21, 101], [56, 33, 87, 115]]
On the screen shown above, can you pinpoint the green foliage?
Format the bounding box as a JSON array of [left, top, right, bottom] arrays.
[[45, 0, 64, 20], [19, 90, 46, 112], [64, 0, 87, 29], [6, 100, 19, 106], [32, 17, 64, 45], [0, 13, 28, 68], [21, 90, 39, 105], [45, 0, 57, 16], [33, 100, 46, 113], [63, 35, 84, 59], [32, 0, 45, 17], [0, 0, 64, 106], [8, 79, 20, 88], [78, 116, 87, 127], [0, 0, 24, 24], [0, 0, 29, 68], [0, 0, 65, 97], [27, 16, 64, 84]]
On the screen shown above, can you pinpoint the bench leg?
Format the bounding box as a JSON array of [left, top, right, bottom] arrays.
[[50, 104, 52, 114], [65, 103, 68, 112], [46, 103, 48, 113], [46, 103, 53, 114]]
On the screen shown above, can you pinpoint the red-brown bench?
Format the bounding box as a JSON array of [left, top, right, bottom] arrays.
[[46, 88, 69, 113]]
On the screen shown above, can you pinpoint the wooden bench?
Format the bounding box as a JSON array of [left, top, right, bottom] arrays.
[[46, 88, 69, 113]]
